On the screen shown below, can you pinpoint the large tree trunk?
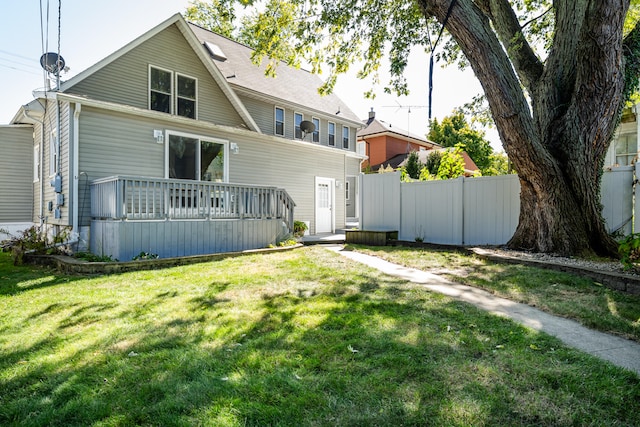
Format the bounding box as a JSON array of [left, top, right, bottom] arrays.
[[419, 0, 630, 256]]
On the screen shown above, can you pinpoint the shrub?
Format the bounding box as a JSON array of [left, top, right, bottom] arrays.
[[74, 252, 115, 262], [133, 251, 159, 261], [619, 233, 640, 270], [293, 220, 308, 238], [3, 225, 70, 265]]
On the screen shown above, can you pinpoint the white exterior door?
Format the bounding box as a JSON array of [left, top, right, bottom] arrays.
[[315, 177, 334, 233]]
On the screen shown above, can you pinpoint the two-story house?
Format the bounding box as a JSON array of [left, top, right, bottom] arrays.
[[0, 13, 365, 260]]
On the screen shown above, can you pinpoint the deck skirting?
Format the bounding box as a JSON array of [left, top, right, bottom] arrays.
[[90, 218, 287, 261]]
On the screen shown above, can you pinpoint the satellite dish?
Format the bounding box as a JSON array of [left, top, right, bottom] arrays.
[[300, 120, 315, 137], [39, 52, 65, 75]]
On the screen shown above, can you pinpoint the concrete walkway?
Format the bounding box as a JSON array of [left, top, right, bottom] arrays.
[[325, 245, 640, 376]]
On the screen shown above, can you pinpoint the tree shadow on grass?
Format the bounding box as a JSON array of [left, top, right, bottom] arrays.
[[1, 255, 639, 426]]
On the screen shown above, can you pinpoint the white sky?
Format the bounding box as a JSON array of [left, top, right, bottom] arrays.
[[0, 0, 501, 150]]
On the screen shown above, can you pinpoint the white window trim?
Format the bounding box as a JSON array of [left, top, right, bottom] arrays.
[[275, 106, 285, 137], [149, 65, 174, 114], [164, 130, 229, 182], [614, 131, 638, 166], [342, 125, 350, 150], [328, 121, 336, 146], [175, 72, 198, 120], [49, 128, 58, 177], [34, 144, 40, 182], [294, 112, 303, 140], [312, 117, 320, 143]]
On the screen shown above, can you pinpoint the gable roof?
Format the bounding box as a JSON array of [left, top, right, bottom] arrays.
[[58, 14, 261, 132], [357, 117, 439, 149], [188, 23, 363, 126]]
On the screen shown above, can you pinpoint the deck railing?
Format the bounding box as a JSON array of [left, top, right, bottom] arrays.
[[90, 176, 295, 231]]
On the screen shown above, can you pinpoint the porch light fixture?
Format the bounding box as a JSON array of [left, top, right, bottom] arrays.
[[153, 130, 164, 144], [230, 142, 239, 154]]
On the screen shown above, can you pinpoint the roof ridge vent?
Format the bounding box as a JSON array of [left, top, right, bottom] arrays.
[[204, 41, 227, 61]]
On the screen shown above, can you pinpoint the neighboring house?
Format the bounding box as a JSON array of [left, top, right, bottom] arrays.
[[1, 13, 364, 260], [356, 109, 440, 171], [356, 110, 479, 176], [605, 105, 640, 168]]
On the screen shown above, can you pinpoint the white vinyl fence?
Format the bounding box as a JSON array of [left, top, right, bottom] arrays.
[[360, 165, 635, 246]]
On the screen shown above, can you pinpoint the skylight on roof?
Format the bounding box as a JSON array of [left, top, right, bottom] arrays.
[[204, 41, 227, 61]]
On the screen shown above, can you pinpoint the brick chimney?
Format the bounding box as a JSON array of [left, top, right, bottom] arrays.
[[366, 108, 376, 125]]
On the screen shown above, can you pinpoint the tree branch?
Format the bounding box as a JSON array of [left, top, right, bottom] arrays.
[[418, 0, 543, 170], [482, 0, 544, 93], [521, 7, 552, 30]]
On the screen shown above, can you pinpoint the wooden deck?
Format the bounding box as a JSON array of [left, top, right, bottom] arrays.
[[90, 176, 295, 260]]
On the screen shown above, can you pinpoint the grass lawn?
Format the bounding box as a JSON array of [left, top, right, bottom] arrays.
[[1, 247, 639, 426], [350, 245, 640, 343]]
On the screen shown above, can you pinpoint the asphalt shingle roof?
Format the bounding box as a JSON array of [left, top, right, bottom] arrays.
[[188, 23, 362, 125]]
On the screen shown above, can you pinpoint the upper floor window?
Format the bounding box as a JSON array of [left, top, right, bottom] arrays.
[[342, 126, 350, 149], [177, 74, 197, 119], [312, 118, 320, 143], [150, 66, 197, 119], [150, 66, 172, 114], [328, 122, 336, 146], [294, 112, 303, 139], [275, 107, 285, 136]]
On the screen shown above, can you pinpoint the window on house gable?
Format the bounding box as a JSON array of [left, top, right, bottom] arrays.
[[343, 126, 350, 149], [168, 133, 227, 182], [312, 118, 320, 143], [328, 122, 336, 146], [275, 107, 285, 136], [294, 113, 303, 139], [49, 129, 58, 176], [150, 66, 173, 114], [176, 74, 197, 119]]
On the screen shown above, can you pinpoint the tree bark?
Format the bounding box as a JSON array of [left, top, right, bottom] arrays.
[[418, 0, 629, 256]]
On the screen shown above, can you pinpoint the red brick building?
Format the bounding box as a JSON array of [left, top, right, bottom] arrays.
[[357, 109, 440, 171]]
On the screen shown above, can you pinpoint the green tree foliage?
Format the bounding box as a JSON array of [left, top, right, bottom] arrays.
[[435, 146, 465, 180], [428, 112, 493, 174], [483, 152, 513, 176], [188, 1, 640, 256], [404, 151, 422, 179], [424, 150, 442, 175], [185, 0, 239, 39]]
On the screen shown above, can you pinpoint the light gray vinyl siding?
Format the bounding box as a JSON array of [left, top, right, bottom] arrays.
[[0, 126, 34, 222], [227, 133, 351, 233], [77, 107, 166, 226], [38, 100, 71, 226], [238, 93, 359, 153], [75, 103, 360, 230], [66, 24, 245, 128]]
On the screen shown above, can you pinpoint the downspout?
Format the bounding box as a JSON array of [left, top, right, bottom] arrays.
[[72, 103, 81, 237]]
